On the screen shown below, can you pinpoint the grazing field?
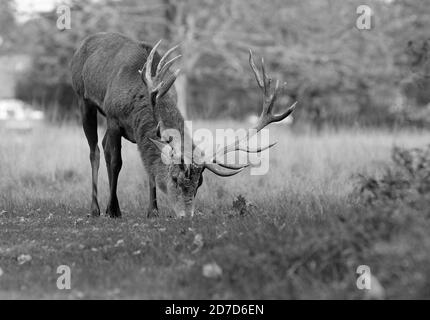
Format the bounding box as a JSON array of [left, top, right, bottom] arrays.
[[0, 122, 429, 299]]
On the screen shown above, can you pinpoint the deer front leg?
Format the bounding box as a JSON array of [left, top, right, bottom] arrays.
[[147, 174, 158, 218], [103, 127, 122, 218], [81, 99, 100, 217]]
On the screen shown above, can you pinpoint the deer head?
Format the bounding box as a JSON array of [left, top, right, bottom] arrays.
[[141, 42, 297, 217]]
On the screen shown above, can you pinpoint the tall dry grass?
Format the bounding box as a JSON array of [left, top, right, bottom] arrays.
[[1, 122, 428, 216]]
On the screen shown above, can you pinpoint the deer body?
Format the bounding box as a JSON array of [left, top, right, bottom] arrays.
[[71, 32, 189, 217], [71, 32, 296, 219]]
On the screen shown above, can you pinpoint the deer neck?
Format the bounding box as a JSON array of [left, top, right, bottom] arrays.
[[132, 97, 185, 193]]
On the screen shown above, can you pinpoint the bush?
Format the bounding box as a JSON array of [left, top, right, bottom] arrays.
[[345, 145, 430, 298], [357, 145, 430, 209]]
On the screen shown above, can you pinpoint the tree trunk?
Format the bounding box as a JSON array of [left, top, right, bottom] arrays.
[[175, 73, 188, 118]]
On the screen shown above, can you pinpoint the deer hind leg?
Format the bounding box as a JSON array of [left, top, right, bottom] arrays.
[[81, 99, 100, 217], [103, 125, 122, 218], [147, 174, 158, 218]]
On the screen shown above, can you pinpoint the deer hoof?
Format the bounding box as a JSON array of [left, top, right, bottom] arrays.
[[90, 204, 100, 217], [147, 209, 159, 219], [106, 207, 121, 218]]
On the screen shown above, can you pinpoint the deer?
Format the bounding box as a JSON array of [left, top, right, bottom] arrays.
[[70, 32, 296, 218]]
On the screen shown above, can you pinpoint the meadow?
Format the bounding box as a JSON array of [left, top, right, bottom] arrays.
[[0, 121, 429, 299]]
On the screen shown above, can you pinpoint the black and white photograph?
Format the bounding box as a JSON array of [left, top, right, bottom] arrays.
[[0, 0, 429, 303]]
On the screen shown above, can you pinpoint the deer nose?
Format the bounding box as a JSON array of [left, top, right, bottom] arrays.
[[177, 210, 186, 218], [176, 208, 194, 218]]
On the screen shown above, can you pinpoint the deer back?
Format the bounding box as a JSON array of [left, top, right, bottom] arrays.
[[71, 32, 159, 111]]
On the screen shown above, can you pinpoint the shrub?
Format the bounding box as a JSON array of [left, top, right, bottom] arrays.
[[357, 145, 430, 209], [347, 145, 430, 298]]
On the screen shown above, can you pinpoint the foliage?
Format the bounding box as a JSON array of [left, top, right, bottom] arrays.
[[0, 0, 17, 53], [357, 145, 430, 208], [352, 144, 430, 298], [5, 0, 430, 125]]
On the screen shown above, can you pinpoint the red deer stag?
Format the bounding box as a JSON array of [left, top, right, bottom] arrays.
[[71, 32, 296, 218]]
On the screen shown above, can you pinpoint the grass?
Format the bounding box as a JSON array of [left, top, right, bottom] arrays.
[[0, 121, 430, 299]]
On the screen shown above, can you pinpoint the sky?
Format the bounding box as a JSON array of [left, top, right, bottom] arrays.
[[14, 0, 58, 14], [13, 0, 72, 23]]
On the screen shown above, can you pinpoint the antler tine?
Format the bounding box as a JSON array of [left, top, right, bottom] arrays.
[[145, 39, 162, 85], [237, 141, 277, 153], [261, 57, 269, 95], [215, 162, 249, 170], [249, 50, 264, 90], [209, 138, 276, 170], [158, 55, 182, 81], [156, 68, 181, 99], [156, 44, 179, 75], [265, 79, 279, 112], [272, 101, 297, 122], [212, 156, 265, 170], [204, 163, 245, 177]]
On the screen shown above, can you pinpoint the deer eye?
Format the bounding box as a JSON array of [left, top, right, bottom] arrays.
[[172, 176, 178, 185]]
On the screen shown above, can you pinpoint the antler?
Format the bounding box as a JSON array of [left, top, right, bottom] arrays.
[[203, 50, 297, 175], [248, 50, 297, 131], [139, 40, 181, 105], [203, 163, 246, 177]]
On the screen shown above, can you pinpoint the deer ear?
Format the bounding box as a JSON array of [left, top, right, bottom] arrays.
[[149, 137, 174, 163], [149, 137, 167, 150]]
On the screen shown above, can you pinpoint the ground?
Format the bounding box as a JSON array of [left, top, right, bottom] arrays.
[[0, 121, 429, 299]]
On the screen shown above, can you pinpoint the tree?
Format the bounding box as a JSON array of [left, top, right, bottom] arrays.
[[0, 0, 17, 53], [13, 0, 430, 126]]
